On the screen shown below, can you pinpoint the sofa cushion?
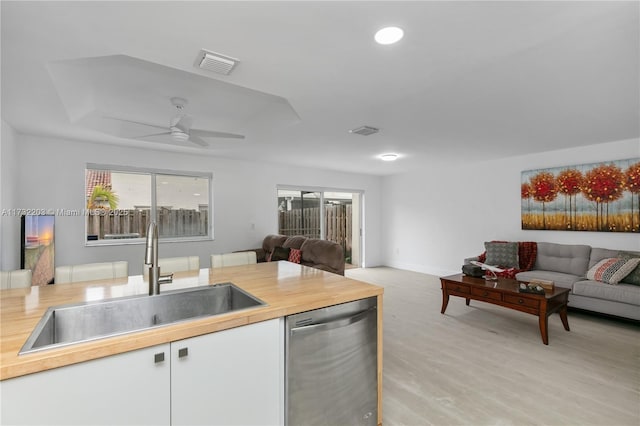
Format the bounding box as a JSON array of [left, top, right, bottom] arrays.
[[586, 258, 640, 285], [300, 238, 344, 275], [516, 270, 583, 290], [484, 241, 519, 268], [270, 246, 291, 261], [618, 251, 640, 286], [283, 236, 307, 250], [588, 247, 620, 268], [573, 280, 640, 305], [262, 235, 289, 255], [535, 242, 591, 276]]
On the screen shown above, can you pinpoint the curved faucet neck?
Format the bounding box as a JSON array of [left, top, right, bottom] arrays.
[[145, 221, 160, 295]]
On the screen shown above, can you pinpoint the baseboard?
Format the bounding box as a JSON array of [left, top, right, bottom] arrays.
[[383, 260, 458, 278]]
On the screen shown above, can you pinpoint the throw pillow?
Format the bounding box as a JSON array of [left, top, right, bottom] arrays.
[[271, 246, 291, 261], [288, 248, 302, 264], [484, 241, 519, 268], [618, 251, 640, 286], [586, 258, 640, 285]]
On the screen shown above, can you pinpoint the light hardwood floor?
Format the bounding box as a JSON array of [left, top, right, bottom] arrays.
[[346, 267, 640, 426]]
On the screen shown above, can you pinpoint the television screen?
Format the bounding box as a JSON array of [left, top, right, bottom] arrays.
[[21, 215, 55, 285]]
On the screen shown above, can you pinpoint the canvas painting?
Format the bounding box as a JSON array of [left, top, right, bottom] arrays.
[[521, 158, 640, 232], [21, 215, 55, 285]]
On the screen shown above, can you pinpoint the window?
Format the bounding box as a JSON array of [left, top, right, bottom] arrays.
[[85, 165, 212, 244]]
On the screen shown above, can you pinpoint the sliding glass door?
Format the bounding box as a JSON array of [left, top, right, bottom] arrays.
[[277, 188, 363, 267], [277, 190, 321, 238]]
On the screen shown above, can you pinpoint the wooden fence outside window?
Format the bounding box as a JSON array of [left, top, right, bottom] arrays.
[[278, 205, 352, 259], [86, 208, 208, 240]]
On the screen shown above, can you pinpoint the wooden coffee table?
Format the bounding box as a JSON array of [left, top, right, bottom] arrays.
[[440, 274, 570, 345]]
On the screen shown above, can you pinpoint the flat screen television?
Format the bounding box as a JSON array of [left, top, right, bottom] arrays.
[[21, 215, 55, 285]]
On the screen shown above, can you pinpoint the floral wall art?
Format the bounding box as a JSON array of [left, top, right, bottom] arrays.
[[521, 158, 640, 233]]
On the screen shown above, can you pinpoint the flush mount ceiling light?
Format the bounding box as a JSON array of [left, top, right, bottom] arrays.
[[374, 27, 404, 45], [379, 153, 399, 162], [195, 49, 239, 75]]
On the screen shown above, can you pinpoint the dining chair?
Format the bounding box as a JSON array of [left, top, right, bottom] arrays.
[[210, 251, 257, 268], [0, 269, 32, 289], [143, 256, 200, 277], [55, 261, 129, 284]]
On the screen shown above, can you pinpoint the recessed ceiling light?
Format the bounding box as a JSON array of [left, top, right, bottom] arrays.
[[193, 193, 201, 197], [380, 153, 399, 162], [375, 27, 404, 45]]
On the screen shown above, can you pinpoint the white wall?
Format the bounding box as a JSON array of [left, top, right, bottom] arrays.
[[0, 121, 20, 270], [382, 139, 640, 277], [10, 133, 383, 274]]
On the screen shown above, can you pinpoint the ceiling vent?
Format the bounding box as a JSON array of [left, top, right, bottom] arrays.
[[195, 49, 239, 75], [349, 125, 379, 136]]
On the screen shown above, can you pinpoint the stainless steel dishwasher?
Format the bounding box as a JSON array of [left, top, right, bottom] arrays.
[[285, 297, 378, 426]]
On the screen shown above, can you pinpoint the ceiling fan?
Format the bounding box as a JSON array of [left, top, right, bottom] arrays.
[[106, 97, 245, 146]]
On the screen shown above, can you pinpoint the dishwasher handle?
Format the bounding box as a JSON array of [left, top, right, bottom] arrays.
[[290, 306, 376, 335]]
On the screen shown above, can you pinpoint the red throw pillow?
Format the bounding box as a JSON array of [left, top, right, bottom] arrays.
[[288, 248, 302, 264]]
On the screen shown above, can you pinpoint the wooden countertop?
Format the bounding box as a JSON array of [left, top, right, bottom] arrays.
[[0, 262, 383, 380]]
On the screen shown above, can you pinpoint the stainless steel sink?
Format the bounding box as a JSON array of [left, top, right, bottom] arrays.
[[20, 283, 265, 354]]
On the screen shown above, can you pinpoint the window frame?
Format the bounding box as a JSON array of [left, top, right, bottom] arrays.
[[85, 163, 213, 246]]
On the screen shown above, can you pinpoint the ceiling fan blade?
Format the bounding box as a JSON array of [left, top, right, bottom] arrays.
[[103, 115, 168, 131], [189, 135, 209, 147], [135, 131, 172, 139], [191, 129, 245, 139]]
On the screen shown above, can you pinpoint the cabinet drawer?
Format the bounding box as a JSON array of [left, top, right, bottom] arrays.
[[504, 294, 539, 309], [445, 283, 470, 294], [470, 287, 502, 301]]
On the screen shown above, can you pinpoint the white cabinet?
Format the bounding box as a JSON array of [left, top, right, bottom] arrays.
[[0, 343, 171, 425], [0, 319, 284, 426], [171, 318, 284, 425]]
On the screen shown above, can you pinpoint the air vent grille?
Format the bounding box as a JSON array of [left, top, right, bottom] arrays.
[[196, 49, 238, 75], [349, 125, 379, 136]]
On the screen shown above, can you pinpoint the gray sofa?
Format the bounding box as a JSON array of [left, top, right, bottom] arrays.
[[515, 242, 640, 321]]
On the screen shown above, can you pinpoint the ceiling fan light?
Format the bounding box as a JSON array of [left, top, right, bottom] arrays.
[[171, 129, 189, 142]]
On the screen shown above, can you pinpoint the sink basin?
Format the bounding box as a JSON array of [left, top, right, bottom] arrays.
[[20, 283, 265, 354]]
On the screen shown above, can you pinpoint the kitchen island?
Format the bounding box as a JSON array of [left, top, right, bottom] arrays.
[[0, 261, 383, 425]]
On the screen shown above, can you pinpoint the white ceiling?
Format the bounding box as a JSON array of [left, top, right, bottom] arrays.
[[2, 1, 638, 175]]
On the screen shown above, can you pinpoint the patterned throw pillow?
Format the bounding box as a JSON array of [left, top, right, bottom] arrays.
[[586, 258, 640, 285], [618, 251, 640, 286], [288, 248, 302, 264], [484, 241, 519, 268]]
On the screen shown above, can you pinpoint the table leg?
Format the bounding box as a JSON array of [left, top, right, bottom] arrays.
[[538, 314, 549, 345], [465, 298, 470, 306], [441, 289, 449, 314], [559, 306, 570, 331]]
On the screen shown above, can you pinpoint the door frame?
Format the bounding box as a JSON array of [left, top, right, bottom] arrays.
[[276, 185, 365, 267]]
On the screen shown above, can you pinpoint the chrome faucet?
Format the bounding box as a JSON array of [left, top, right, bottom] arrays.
[[145, 221, 160, 295]]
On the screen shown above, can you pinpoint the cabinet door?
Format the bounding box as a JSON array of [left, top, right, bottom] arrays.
[[0, 344, 171, 425], [171, 318, 284, 426]]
